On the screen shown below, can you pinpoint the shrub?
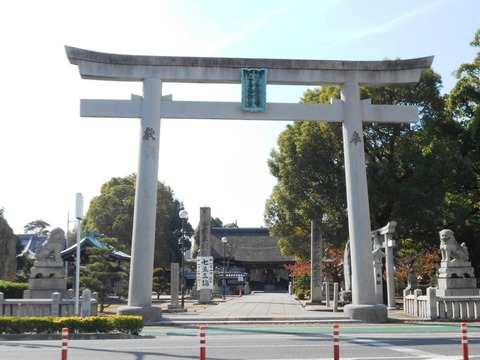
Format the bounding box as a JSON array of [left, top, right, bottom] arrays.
[[76, 316, 116, 333], [296, 290, 305, 300], [0, 316, 143, 335], [0, 281, 29, 299], [111, 316, 144, 335], [304, 289, 311, 299]]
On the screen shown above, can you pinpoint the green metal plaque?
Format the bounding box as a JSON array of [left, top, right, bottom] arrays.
[[241, 68, 267, 112]]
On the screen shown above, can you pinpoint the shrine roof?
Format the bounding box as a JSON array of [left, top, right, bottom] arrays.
[[210, 227, 295, 263], [61, 236, 131, 262]]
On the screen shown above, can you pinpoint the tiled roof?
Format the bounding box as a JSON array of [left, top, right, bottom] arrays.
[[61, 237, 131, 261], [210, 227, 294, 263]]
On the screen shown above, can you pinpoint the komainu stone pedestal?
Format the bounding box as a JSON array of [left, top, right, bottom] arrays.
[[25, 227, 69, 299], [437, 261, 480, 296], [25, 260, 69, 299], [437, 229, 479, 297]]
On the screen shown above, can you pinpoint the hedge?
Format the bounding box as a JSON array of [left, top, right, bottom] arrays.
[[0, 316, 143, 335], [0, 281, 29, 299]]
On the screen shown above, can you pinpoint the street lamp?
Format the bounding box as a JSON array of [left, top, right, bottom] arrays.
[[221, 237, 228, 300], [179, 209, 188, 308], [74, 193, 83, 316]]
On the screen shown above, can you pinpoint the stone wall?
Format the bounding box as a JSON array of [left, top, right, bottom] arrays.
[[0, 218, 17, 281]]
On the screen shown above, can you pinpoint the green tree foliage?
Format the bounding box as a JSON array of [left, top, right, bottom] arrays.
[[447, 29, 480, 211], [83, 175, 136, 247], [211, 217, 224, 228], [266, 64, 478, 264], [192, 217, 224, 258], [152, 267, 169, 300], [15, 250, 34, 282], [265, 119, 346, 260], [15, 255, 35, 282], [448, 29, 480, 127], [166, 199, 193, 267], [82, 174, 192, 269], [66, 227, 78, 245], [80, 237, 126, 312], [23, 220, 50, 236], [446, 29, 480, 270], [223, 222, 239, 228], [363, 69, 474, 245]]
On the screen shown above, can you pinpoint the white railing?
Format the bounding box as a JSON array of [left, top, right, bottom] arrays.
[[403, 288, 431, 318], [0, 291, 98, 317], [437, 296, 480, 320], [404, 287, 480, 320]]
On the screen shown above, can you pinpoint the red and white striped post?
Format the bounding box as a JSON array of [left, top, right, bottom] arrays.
[[333, 324, 340, 360], [61, 327, 69, 360], [461, 322, 469, 360], [200, 325, 206, 360]]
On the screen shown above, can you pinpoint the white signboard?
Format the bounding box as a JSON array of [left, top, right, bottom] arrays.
[[196, 256, 214, 290]]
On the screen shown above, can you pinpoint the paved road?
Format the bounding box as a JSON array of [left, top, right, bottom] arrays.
[[3, 293, 480, 360], [153, 291, 415, 325], [3, 325, 479, 360]]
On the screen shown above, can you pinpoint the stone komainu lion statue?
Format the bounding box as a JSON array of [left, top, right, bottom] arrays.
[[439, 229, 469, 262], [35, 227, 65, 262]]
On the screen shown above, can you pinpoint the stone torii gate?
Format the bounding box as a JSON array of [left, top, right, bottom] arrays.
[[65, 46, 432, 322]]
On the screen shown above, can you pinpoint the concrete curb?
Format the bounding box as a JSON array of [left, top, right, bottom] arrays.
[[0, 333, 153, 341], [151, 318, 359, 326], [148, 315, 425, 326]]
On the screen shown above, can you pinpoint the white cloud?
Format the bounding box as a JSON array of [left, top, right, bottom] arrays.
[[203, 5, 290, 55], [323, 0, 450, 49]]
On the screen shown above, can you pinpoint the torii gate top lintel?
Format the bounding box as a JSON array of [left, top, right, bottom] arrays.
[[65, 45, 433, 87]]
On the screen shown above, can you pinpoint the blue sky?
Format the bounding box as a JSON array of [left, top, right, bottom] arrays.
[[0, 0, 479, 235]]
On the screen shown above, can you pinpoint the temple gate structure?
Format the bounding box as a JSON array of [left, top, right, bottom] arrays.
[[66, 46, 432, 322]]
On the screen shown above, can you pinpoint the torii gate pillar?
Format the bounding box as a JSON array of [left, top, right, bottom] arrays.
[[65, 46, 432, 323], [340, 81, 385, 319], [116, 78, 163, 321]]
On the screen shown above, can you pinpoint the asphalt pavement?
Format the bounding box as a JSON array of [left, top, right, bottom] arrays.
[[150, 292, 417, 325]]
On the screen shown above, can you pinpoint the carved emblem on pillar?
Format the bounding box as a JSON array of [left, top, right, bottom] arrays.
[[350, 131, 362, 145], [143, 127, 156, 140]]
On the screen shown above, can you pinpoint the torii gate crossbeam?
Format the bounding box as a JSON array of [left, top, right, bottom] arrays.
[[66, 46, 433, 322]]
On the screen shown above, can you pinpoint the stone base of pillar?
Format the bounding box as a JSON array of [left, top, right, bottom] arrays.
[[344, 304, 388, 323], [167, 304, 187, 313], [305, 301, 323, 305], [116, 305, 162, 323], [198, 289, 212, 304], [310, 287, 323, 304]]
